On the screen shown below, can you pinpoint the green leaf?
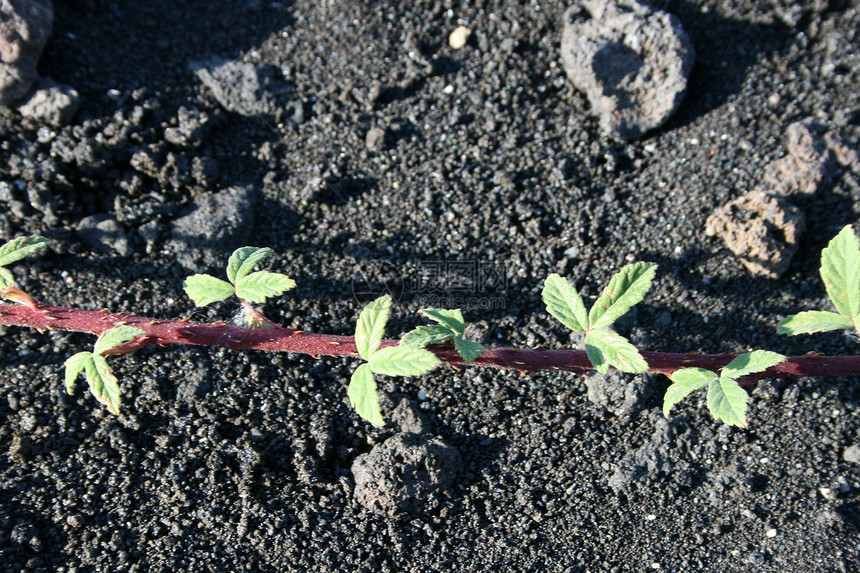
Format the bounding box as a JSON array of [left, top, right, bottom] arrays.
[[588, 262, 657, 330], [542, 273, 588, 332], [93, 326, 147, 355], [355, 295, 391, 360], [0, 236, 50, 267], [234, 271, 296, 303], [64, 351, 93, 394], [0, 267, 13, 289], [348, 363, 384, 426], [401, 324, 455, 347], [663, 367, 717, 417], [86, 354, 122, 415], [778, 310, 855, 335], [820, 225, 860, 318], [421, 308, 466, 335], [454, 337, 484, 363], [226, 247, 272, 285], [368, 345, 441, 376], [584, 329, 649, 374], [707, 377, 749, 427], [721, 350, 785, 381], [183, 274, 235, 307]]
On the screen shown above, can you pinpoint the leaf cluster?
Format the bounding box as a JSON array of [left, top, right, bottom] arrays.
[[401, 308, 484, 363], [0, 236, 50, 296], [542, 262, 656, 373], [184, 247, 296, 307], [348, 295, 441, 426], [64, 326, 148, 414], [7, 226, 860, 429], [779, 225, 860, 338], [664, 351, 785, 427]]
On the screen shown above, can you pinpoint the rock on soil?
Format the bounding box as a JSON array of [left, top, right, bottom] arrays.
[[845, 444, 860, 464], [585, 371, 659, 421], [0, 0, 52, 105], [761, 120, 837, 196], [705, 190, 805, 278], [167, 184, 257, 270], [75, 213, 131, 256], [193, 58, 289, 117], [607, 413, 695, 496], [352, 432, 462, 515], [390, 396, 433, 434], [824, 127, 860, 175], [16, 76, 79, 126], [560, 0, 695, 140], [164, 106, 220, 147]]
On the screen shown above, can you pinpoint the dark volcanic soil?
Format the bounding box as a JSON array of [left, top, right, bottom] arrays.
[[2, 0, 859, 571]]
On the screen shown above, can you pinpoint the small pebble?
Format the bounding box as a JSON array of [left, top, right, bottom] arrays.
[[765, 528, 777, 538], [843, 443, 860, 464], [449, 26, 472, 50]]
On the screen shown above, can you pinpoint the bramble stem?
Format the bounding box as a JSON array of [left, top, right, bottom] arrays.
[[2, 302, 859, 385]]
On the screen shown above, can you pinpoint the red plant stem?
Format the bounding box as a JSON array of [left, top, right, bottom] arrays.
[[2, 302, 860, 385]]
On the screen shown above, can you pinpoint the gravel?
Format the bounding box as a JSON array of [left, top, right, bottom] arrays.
[[0, 1, 858, 571]]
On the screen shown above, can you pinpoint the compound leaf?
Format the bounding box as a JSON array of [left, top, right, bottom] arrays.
[[421, 308, 466, 335], [93, 326, 147, 356], [584, 329, 648, 374], [401, 324, 455, 347], [820, 225, 860, 318], [0, 236, 50, 267], [234, 271, 296, 303], [368, 345, 441, 377], [86, 354, 122, 415], [227, 247, 272, 285], [184, 274, 235, 307], [778, 310, 854, 335], [348, 363, 384, 426], [589, 262, 657, 330], [454, 337, 484, 363], [0, 267, 13, 289], [721, 350, 785, 381], [64, 351, 93, 394], [355, 295, 391, 360], [542, 274, 588, 332], [707, 377, 749, 427], [663, 367, 717, 417]]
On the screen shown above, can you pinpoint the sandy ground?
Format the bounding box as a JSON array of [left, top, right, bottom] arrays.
[[1, 1, 859, 571]]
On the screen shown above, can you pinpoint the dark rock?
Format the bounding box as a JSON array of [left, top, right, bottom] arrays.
[[352, 432, 462, 515], [365, 126, 387, 151], [193, 58, 289, 116], [825, 128, 860, 175], [762, 120, 837, 196], [75, 214, 131, 256], [16, 76, 79, 126], [607, 412, 695, 495], [129, 146, 161, 178], [190, 155, 220, 188], [0, 0, 53, 105], [560, 0, 695, 140], [585, 371, 659, 421], [164, 106, 219, 147], [705, 190, 805, 278], [390, 397, 432, 434], [167, 185, 257, 270]]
